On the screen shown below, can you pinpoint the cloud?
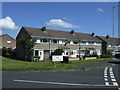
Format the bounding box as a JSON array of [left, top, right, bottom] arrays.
[[97, 8, 104, 12], [0, 16, 19, 30], [46, 19, 80, 28]]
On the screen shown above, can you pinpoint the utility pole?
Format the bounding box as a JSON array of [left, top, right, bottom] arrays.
[[112, 6, 117, 55], [79, 40, 81, 60]]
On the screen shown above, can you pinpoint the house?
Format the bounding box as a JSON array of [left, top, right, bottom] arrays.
[[16, 27, 103, 61], [0, 34, 16, 49], [96, 35, 120, 54]]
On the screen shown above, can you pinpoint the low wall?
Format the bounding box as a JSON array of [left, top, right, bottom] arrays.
[[84, 57, 97, 60]]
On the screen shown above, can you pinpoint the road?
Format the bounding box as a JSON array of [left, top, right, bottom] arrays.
[[2, 61, 120, 89]]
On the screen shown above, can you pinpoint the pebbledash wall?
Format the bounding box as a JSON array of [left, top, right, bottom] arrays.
[[16, 27, 120, 61]]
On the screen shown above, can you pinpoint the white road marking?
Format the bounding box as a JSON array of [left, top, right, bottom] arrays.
[[118, 88, 120, 90], [104, 76, 107, 78], [110, 73, 114, 76], [110, 76, 115, 78], [104, 74, 107, 76], [104, 67, 109, 85], [104, 67, 119, 86], [14, 79, 118, 87], [109, 68, 113, 72], [104, 78, 108, 81], [108, 67, 119, 86], [111, 79, 116, 82], [110, 72, 113, 74], [113, 82, 119, 86], [105, 82, 109, 86], [14, 79, 90, 86]]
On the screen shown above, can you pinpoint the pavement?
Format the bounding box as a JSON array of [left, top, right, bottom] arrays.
[[2, 61, 120, 89]]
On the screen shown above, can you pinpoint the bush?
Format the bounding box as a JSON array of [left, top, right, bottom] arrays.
[[91, 52, 98, 57], [2, 47, 16, 59], [101, 54, 112, 58], [33, 56, 40, 61], [51, 49, 64, 55]]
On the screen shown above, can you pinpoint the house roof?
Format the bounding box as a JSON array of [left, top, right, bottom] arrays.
[[21, 27, 102, 42], [96, 36, 120, 44]]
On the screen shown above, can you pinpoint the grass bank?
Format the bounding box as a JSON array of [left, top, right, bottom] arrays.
[[69, 58, 111, 64], [2, 56, 111, 71], [2, 56, 80, 71]]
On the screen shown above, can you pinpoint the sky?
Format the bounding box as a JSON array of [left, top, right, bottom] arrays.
[[1, 2, 119, 39]]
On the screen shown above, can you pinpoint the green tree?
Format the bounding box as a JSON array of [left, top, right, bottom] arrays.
[[19, 33, 36, 61]]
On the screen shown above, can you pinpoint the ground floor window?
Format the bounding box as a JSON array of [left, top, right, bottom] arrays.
[[44, 50, 50, 56], [35, 50, 39, 56]]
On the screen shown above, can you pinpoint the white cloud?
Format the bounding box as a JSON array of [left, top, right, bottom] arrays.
[[0, 16, 19, 30], [46, 19, 79, 28], [97, 8, 104, 12]]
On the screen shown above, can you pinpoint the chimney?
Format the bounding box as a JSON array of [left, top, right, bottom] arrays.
[[41, 26, 46, 32], [106, 35, 109, 39], [91, 33, 95, 36], [70, 30, 74, 35]]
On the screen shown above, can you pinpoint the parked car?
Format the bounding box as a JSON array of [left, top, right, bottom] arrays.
[[108, 51, 120, 64]]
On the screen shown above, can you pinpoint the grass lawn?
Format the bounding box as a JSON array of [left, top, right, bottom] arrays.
[[69, 58, 111, 64], [1, 56, 111, 71], [2, 56, 80, 71]]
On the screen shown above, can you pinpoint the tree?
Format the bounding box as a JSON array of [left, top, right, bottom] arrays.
[[19, 33, 36, 61]]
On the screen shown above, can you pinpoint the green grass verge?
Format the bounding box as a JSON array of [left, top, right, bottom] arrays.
[[1, 56, 111, 71], [69, 58, 111, 64], [1, 56, 80, 71]]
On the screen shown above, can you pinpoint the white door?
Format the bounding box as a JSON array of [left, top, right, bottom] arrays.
[[34, 49, 44, 61], [71, 50, 77, 57], [39, 50, 44, 60]]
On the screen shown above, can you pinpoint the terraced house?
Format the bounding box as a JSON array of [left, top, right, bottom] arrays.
[[16, 27, 120, 61], [96, 36, 120, 54]]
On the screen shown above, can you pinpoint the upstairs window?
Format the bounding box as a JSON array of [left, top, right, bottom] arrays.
[[88, 41, 94, 45], [80, 41, 86, 45], [73, 40, 78, 44], [53, 39, 58, 44], [42, 38, 49, 43], [7, 41, 11, 44]]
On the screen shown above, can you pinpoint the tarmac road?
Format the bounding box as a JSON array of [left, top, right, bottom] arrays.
[[2, 61, 120, 89]]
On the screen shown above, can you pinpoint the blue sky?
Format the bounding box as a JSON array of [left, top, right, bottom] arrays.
[[1, 2, 118, 39]]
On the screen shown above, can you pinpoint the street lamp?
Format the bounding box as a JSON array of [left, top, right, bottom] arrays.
[[112, 6, 117, 55]]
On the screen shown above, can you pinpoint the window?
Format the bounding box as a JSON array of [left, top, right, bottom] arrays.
[[88, 41, 94, 45], [32, 37, 39, 43], [53, 39, 58, 44], [66, 52, 68, 55], [73, 40, 78, 44], [35, 50, 39, 56], [44, 50, 49, 56], [7, 41, 11, 44], [81, 41, 86, 45], [43, 39, 49, 43]]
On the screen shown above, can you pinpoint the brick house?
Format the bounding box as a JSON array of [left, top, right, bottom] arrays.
[[0, 34, 16, 49]]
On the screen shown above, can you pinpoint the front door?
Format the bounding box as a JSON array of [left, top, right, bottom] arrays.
[[71, 50, 77, 57], [34, 49, 44, 61], [39, 50, 44, 60]]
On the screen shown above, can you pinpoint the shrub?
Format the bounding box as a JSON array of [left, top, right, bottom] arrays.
[[51, 49, 64, 55], [2, 47, 16, 59], [91, 52, 98, 57], [101, 54, 112, 58], [33, 56, 40, 61]]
